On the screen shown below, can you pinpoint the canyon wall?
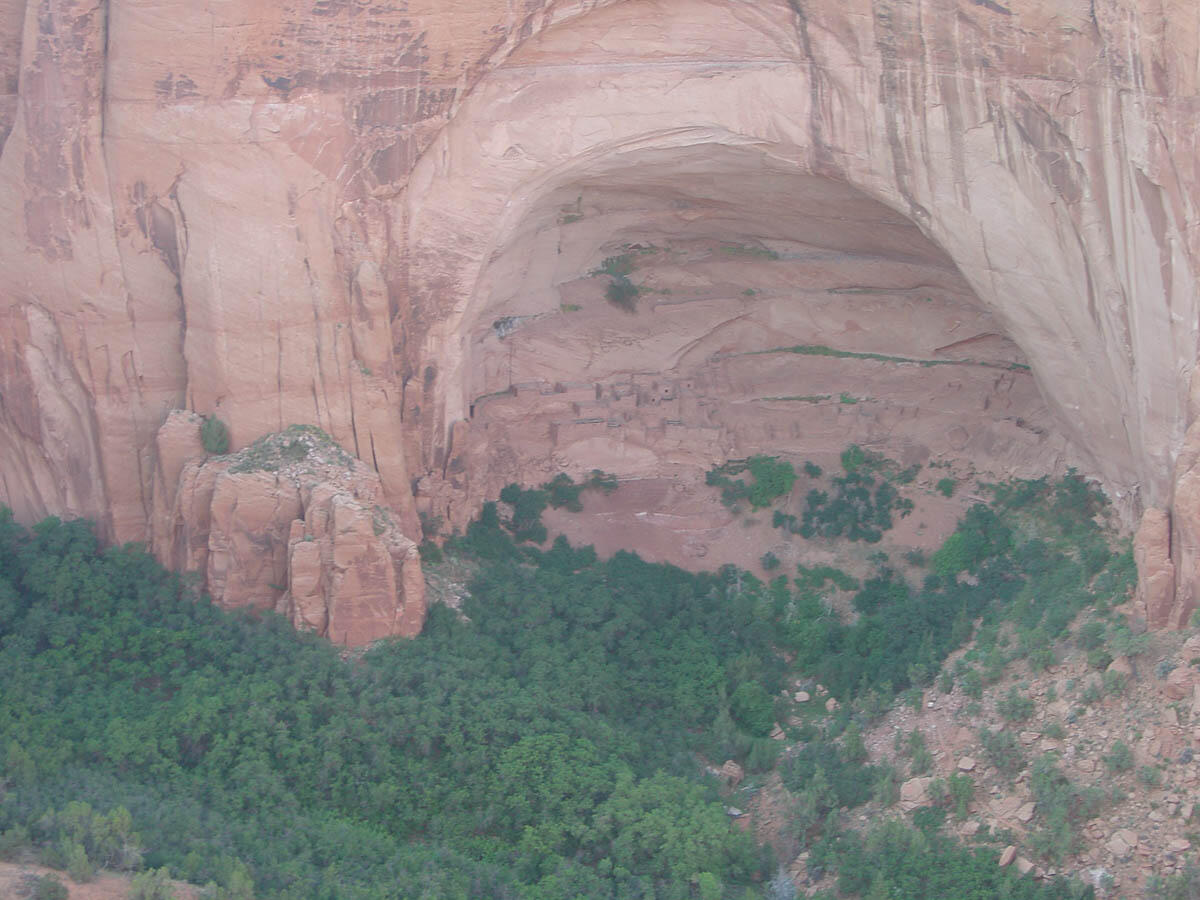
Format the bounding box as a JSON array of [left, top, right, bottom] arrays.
[[0, 0, 1196, 637]]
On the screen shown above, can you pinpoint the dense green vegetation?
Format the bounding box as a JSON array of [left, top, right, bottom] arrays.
[[0, 510, 776, 898], [810, 820, 1087, 900], [0, 462, 1123, 898], [594, 254, 639, 312], [768, 447, 915, 543], [794, 447, 915, 543], [496, 471, 618, 544], [705, 456, 796, 510], [783, 472, 1133, 701]]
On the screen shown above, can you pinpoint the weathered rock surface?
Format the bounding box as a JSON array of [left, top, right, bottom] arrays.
[[152, 417, 425, 646], [899, 776, 932, 811], [1136, 508, 1179, 627], [0, 0, 1198, 625]]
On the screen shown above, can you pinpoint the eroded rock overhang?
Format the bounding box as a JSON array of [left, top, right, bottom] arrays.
[[404, 0, 1197, 531]]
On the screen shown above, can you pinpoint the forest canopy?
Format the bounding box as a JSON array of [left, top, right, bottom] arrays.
[[0, 466, 1117, 899]]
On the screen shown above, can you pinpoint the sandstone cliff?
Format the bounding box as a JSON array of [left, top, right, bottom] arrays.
[[0, 0, 1196, 632], [151, 413, 425, 646]]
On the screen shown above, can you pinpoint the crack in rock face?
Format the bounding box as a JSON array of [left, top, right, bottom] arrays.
[[0, 0, 1197, 636]]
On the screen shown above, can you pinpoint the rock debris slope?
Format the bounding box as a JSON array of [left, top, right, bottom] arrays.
[[0, 0, 1196, 640]]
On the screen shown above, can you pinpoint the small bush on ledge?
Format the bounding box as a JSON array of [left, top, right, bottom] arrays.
[[200, 415, 230, 455]]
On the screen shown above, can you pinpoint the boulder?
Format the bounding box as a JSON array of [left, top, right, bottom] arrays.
[[1106, 656, 1134, 678], [900, 777, 932, 811], [719, 760, 745, 787]]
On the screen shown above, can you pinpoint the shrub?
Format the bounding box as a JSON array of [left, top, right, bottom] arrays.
[[803, 461, 822, 478], [63, 839, 93, 882], [996, 688, 1035, 722], [1028, 755, 1104, 865], [911, 805, 947, 834], [761, 552, 780, 571], [1076, 621, 1106, 650], [1109, 625, 1151, 658], [979, 727, 1024, 777], [418, 540, 443, 564], [128, 867, 177, 900], [1104, 741, 1133, 773], [418, 510, 443, 539], [200, 415, 230, 455], [801, 468, 909, 543], [1103, 669, 1128, 695], [745, 456, 796, 507], [595, 254, 638, 311], [696, 872, 722, 900], [947, 774, 974, 820], [586, 469, 619, 494], [842, 723, 867, 764], [901, 730, 933, 776], [708, 457, 795, 510], [24, 875, 68, 900], [832, 819, 1086, 899], [1028, 646, 1055, 672], [499, 483, 549, 543], [926, 777, 949, 807], [0, 825, 29, 861], [543, 472, 585, 511], [929, 504, 1011, 576], [1156, 658, 1179, 680], [1138, 765, 1163, 787], [872, 765, 901, 806], [730, 682, 775, 737], [960, 668, 983, 699], [1043, 721, 1066, 740], [605, 275, 639, 310], [1147, 862, 1200, 900], [936, 478, 956, 497]]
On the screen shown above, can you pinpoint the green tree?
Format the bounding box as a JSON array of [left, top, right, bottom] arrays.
[[584, 772, 758, 884], [200, 415, 230, 454], [128, 867, 177, 900]]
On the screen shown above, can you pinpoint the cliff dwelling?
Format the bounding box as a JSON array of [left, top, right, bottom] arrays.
[[4, 0, 1200, 894], [432, 143, 1075, 570]]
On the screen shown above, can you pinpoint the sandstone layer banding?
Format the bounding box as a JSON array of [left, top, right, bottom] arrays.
[[0, 0, 1196, 639]]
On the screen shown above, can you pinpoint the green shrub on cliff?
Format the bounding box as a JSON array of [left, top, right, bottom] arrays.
[[199, 415, 229, 455]]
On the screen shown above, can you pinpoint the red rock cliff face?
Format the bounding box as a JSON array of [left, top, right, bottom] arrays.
[[0, 0, 1197, 634]]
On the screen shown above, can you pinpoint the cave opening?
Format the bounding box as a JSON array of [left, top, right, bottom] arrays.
[[447, 143, 1079, 572]]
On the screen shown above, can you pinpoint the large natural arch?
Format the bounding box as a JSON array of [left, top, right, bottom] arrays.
[[404, 0, 1195, 539]]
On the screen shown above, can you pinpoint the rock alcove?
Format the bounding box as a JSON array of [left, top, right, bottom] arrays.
[[416, 142, 1080, 570], [1, 0, 1195, 635]]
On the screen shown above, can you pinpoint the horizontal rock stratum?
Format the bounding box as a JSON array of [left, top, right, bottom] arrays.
[[0, 0, 1196, 639]]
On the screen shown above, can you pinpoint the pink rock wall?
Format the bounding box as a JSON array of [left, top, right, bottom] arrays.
[[0, 0, 1197, 629]]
